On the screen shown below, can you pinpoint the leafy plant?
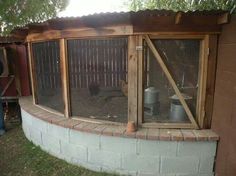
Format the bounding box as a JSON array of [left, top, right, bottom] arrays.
[[126, 0, 236, 13], [0, 0, 68, 35]]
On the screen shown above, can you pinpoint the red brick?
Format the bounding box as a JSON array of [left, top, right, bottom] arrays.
[[147, 128, 159, 140], [181, 130, 196, 141], [159, 129, 171, 141], [136, 128, 147, 139]]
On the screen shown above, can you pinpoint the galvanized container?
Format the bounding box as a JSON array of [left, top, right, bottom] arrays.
[[169, 94, 192, 122], [144, 87, 159, 104]]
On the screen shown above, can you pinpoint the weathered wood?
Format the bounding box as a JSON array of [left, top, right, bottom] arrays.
[[27, 42, 38, 104], [137, 35, 144, 125], [203, 35, 218, 128], [1, 76, 14, 96], [175, 12, 183, 24], [142, 122, 195, 129], [197, 35, 209, 128], [60, 39, 71, 118], [128, 35, 139, 125], [217, 12, 230, 24], [144, 34, 199, 129], [149, 34, 206, 39], [26, 25, 133, 42]]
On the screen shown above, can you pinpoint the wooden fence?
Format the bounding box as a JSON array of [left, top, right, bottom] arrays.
[[32, 40, 61, 90], [67, 37, 128, 88]]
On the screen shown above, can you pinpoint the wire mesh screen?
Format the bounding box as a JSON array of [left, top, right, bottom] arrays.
[[67, 38, 128, 88], [144, 39, 200, 123], [32, 41, 64, 113], [67, 37, 128, 122]]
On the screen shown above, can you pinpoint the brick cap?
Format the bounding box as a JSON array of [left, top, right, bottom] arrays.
[[19, 96, 219, 141]]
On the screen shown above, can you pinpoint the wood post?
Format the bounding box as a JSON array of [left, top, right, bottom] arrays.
[[128, 35, 141, 126], [27, 42, 38, 104], [197, 35, 210, 128], [60, 39, 71, 118]]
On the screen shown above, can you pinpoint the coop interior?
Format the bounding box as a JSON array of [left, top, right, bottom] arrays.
[[32, 38, 200, 124], [33, 38, 128, 123], [143, 39, 200, 123]]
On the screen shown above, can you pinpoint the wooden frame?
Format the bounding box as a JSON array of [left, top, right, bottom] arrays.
[[144, 35, 199, 129], [27, 42, 38, 104], [60, 38, 71, 118], [136, 34, 212, 129], [28, 33, 214, 129]]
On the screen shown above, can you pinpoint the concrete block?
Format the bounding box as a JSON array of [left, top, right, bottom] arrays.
[[69, 129, 100, 149], [30, 127, 42, 146], [122, 154, 159, 173], [31, 116, 48, 133], [177, 141, 217, 157], [47, 124, 69, 142], [199, 157, 215, 173], [60, 140, 87, 162], [161, 156, 199, 174], [138, 172, 175, 176], [21, 110, 32, 126], [22, 122, 31, 140], [41, 132, 61, 155], [71, 158, 102, 172], [137, 139, 177, 156], [114, 169, 137, 176], [100, 135, 137, 154], [88, 148, 121, 169], [176, 174, 214, 176]]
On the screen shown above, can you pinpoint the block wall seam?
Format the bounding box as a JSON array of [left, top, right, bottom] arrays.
[[21, 109, 217, 176]]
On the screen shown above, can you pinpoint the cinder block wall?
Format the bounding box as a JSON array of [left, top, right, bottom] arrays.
[[211, 15, 236, 176], [22, 109, 216, 176]]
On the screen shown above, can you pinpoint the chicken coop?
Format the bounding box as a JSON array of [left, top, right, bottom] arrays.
[[15, 10, 232, 175]]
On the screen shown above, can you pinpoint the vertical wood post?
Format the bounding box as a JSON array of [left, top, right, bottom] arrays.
[[197, 35, 210, 128], [27, 42, 38, 104], [137, 36, 144, 125], [128, 35, 139, 126], [60, 39, 71, 118], [204, 35, 218, 128]]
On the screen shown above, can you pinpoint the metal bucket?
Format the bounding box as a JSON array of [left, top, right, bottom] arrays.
[[169, 103, 188, 121], [144, 87, 159, 104]]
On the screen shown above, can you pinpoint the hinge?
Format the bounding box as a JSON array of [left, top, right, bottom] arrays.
[[207, 48, 210, 56], [136, 46, 143, 51]]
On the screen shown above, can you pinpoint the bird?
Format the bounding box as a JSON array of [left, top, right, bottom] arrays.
[[120, 80, 128, 97], [88, 82, 100, 96]]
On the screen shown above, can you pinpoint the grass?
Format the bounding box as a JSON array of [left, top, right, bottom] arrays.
[[0, 123, 116, 176]]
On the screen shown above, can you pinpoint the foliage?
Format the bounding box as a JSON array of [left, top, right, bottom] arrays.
[[0, 0, 69, 35], [126, 0, 236, 13]]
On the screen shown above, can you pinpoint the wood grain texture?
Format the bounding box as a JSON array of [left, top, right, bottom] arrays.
[[144, 34, 199, 129], [27, 42, 38, 104], [60, 39, 71, 118]]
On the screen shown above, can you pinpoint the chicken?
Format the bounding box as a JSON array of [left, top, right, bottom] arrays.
[[88, 82, 100, 96], [120, 80, 128, 97]]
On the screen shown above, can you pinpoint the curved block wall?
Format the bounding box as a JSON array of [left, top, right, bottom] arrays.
[[21, 108, 218, 176]]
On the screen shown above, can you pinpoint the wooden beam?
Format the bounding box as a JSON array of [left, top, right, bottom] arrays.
[[144, 34, 199, 129], [27, 42, 38, 104], [1, 76, 14, 96], [60, 39, 71, 118], [26, 25, 133, 42], [196, 35, 209, 128], [141, 122, 195, 129], [128, 35, 139, 126], [204, 35, 218, 128], [217, 12, 230, 24], [175, 12, 183, 25], [137, 35, 144, 125]]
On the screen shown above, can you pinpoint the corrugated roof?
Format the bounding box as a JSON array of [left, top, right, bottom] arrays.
[[10, 9, 229, 38]]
